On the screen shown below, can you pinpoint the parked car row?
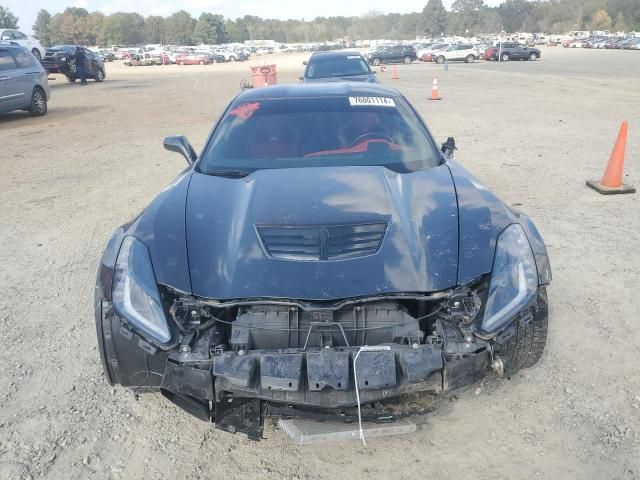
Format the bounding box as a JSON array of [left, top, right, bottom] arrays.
[[414, 42, 540, 63], [563, 36, 640, 49]]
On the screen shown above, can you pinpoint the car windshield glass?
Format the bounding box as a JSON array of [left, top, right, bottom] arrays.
[[199, 96, 441, 174], [307, 55, 371, 79]]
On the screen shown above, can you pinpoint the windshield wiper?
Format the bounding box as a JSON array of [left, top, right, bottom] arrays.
[[204, 169, 252, 178]]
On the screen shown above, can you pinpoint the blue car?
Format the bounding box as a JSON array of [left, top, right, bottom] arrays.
[[301, 51, 377, 83], [0, 43, 49, 116], [95, 83, 551, 439]]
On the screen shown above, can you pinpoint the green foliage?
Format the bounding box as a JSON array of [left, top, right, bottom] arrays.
[[422, 0, 448, 36], [613, 12, 627, 31], [145, 16, 165, 44], [193, 13, 227, 45], [589, 9, 612, 30], [33, 9, 52, 46], [450, 0, 489, 35], [0, 5, 19, 29], [101, 13, 144, 46], [498, 0, 532, 33], [36, 0, 640, 48], [164, 10, 196, 45]]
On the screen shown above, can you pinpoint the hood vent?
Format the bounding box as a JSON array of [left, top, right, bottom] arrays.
[[257, 223, 387, 261]]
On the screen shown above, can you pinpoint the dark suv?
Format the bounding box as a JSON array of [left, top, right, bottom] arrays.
[[302, 51, 377, 83], [366, 45, 417, 65], [492, 43, 541, 61], [42, 45, 105, 83]]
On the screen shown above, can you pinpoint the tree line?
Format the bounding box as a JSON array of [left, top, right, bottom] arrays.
[[1, 1, 638, 48]]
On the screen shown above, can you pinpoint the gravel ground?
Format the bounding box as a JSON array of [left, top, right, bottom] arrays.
[[0, 48, 639, 480]]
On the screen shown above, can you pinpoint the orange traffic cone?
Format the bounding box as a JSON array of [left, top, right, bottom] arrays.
[[429, 78, 441, 101], [392, 65, 399, 80], [586, 121, 635, 195]]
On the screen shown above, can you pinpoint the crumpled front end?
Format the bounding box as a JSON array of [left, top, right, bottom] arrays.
[[97, 275, 526, 440]]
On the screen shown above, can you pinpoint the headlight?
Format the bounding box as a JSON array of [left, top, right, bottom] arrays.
[[59, 56, 66, 61], [112, 236, 172, 347], [479, 224, 538, 333]]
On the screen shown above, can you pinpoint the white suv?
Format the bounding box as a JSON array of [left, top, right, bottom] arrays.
[[0, 29, 46, 61], [432, 44, 480, 64]]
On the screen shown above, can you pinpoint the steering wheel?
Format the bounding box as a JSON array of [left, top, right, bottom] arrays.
[[350, 132, 394, 147]]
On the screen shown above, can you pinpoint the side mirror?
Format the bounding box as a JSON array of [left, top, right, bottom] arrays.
[[302, 60, 308, 65], [441, 137, 457, 159], [163, 136, 197, 165], [299, 76, 304, 81]]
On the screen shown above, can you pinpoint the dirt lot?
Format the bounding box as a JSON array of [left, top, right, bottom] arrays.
[[1, 48, 639, 480]]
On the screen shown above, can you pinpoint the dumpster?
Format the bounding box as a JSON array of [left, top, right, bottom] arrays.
[[250, 64, 277, 88]]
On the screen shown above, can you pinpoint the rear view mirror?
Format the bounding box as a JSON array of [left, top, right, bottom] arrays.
[[441, 137, 457, 159], [164, 136, 197, 165], [302, 61, 308, 65]]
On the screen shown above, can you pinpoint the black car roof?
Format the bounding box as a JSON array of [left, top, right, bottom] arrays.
[[234, 82, 401, 102], [310, 51, 365, 59]]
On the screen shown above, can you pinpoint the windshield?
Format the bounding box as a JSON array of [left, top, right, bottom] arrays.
[[306, 55, 371, 79], [198, 95, 441, 175]]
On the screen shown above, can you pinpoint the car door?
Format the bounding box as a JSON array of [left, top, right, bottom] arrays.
[[0, 49, 28, 111], [512, 45, 526, 59], [452, 46, 466, 61], [0, 49, 13, 112], [83, 48, 97, 75], [11, 30, 31, 50]]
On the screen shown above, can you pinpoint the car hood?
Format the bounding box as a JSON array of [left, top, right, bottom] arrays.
[[185, 165, 459, 300]]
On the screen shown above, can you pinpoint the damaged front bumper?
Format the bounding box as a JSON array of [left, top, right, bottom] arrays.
[[97, 295, 506, 440]]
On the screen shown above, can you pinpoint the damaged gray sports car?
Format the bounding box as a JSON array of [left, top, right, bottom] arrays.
[[95, 83, 551, 440]]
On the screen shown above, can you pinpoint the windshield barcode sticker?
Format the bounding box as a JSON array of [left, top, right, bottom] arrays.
[[349, 97, 396, 107]]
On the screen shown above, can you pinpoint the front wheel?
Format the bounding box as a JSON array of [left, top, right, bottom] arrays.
[[435, 56, 445, 64], [199, 60, 204, 65], [28, 87, 47, 116], [402, 55, 411, 64], [465, 54, 475, 63], [495, 286, 549, 373], [32, 49, 42, 62], [95, 69, 105, 82], [501, 53, 510, 61], [528, 52, 538, 61], [371, 57, 381, 66], [66, 75, 77, 83]]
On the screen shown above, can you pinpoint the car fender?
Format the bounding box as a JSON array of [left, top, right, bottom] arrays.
[[447, 160, 551, 286], [96, 169, 194, 301]]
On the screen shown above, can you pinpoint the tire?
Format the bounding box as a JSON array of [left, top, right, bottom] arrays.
[[436, 56, 445, 64], [528, 52, 538, 61], [501, 53, 510, 61], [66, 75, 77, 83], [229, 56, 236, 62], [95, 69, 105, 82], [28, 87, 47, 116], [496, 286, 549, 373], [465, 54, 475, 63], [403, 55, 411, 64], [371, 57, 381, 66], [199, 60, 204, 65], [32, 48, 42, 62], [179, 61, 185, 66]]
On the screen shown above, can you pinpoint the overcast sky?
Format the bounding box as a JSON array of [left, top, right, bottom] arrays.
[[5, 0, 503, 35]]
